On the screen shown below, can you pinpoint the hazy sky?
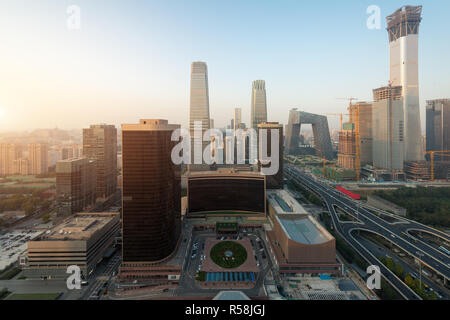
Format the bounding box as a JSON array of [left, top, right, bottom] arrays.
[[0, 0, 449, 132]]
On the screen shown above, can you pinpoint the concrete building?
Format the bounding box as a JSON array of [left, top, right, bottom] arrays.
[[387, 5, 423, 162], [28, 143, 48, 175], [190, 62, 211, 166], [258, 122, 283, 189], [286, 109, 333, 160], [251, 80, 267, 129], [61, 144, 82, 161], [12, 158, 30, 175], [0, 143, 22, 176], [56, 157, 96, 216], [426, 99, 450, 155], [83, 124, 118, 201], [23, 212, 120, 279], [372, 86, 405, 171], [265, 190, 341, 275], [121, 119, 181, 263]]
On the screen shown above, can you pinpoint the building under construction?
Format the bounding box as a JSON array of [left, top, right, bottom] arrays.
[[338, 123, 356, 170], [349, 102, 373, 166], [404, 161, 450, 181], [337, 102, 373, 177]]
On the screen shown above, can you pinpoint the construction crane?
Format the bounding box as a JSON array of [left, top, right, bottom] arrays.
[[326, 113, 349, 131], [425, 151, 450, 181]]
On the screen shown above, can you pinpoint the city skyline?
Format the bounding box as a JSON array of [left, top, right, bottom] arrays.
[[0, 1, 449, 132]]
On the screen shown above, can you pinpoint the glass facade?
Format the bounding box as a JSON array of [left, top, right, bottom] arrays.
[[122, 121, 181, 262]]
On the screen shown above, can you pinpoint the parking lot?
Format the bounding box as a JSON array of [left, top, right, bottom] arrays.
[[0, 230, 43, 271]]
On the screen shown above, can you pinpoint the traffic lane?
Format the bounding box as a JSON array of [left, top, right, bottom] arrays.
[[288, 170, 450, 274], [356, 236, 441, 292]]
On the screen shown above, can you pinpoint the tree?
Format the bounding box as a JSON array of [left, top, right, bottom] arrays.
[[395, 263, 404, 278], [404, 274, 415, 289]]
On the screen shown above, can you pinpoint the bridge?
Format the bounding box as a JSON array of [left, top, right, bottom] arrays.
[[285, 164, 450, 300]]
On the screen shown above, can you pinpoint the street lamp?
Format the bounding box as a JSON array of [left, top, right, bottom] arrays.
[[416, 251, 424, 290]]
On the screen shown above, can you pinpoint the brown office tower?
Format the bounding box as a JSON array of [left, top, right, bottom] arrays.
[[83, 124, 118, 201], [258, 122, 283, 189], [121, 119, 181, 263], [56, 158, 96, 216]]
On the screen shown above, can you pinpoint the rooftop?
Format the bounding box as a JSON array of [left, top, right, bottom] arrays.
[[276, 214, 332, 245], [38, 212, 119, 241], [188, 168, 264, 179], [267, 189, 308, 214]]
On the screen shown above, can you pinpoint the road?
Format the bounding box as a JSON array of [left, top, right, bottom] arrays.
[[286, 165, 450, 300]]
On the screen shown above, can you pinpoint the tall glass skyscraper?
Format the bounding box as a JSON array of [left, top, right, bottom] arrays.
[[387, 6, 423, 161], [121, 119, 181, 262], [189, 62, 210, 131], [251, 80, 267, 129], [189, 62, 211, 165]]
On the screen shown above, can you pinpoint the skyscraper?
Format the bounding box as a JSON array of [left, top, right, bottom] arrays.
[[426, 99, 450, 155], [83, 124, 118, 201], [189, 62, 210, 165], [28, 143, 48, 175], [372, 86, 405, 171], [234, 107, 242, 130], [251, 80, 267, 129], [121, 119, 181, 262], [56, 157, 96, 216], [387, 5, 423, 161]]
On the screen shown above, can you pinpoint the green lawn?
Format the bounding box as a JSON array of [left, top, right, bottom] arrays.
[[210, 241, 248, 269], [6, 293, 60, 300]]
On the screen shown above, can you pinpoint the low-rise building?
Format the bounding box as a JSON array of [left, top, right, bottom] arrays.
[[23, 212, 120, 279]]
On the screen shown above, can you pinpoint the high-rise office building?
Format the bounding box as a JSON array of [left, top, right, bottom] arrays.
[[83, 124, 118, 201], [426, 99, 450, 156], [121, 119, 181, 262], [251, 80, 267, 129], [28, 143, 48, 175], [348, 102, 374, 166], [56, 157, 96, 216], [234, 108, 242, 130], [258, 122, 283, 189], [189, 62, 210, 165], [372, 86, 405, 171], [286, 109, 333, 160], [0, 144, 22, 176], [387, 5, 423, 161]]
